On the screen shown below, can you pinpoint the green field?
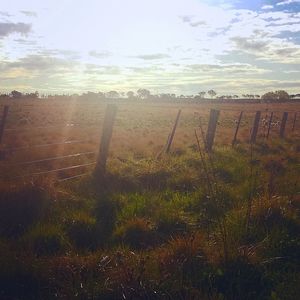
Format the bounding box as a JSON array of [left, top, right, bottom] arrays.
[[0, 99, 299, 299]]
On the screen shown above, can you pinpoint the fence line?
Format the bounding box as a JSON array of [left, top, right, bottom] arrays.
[[4, 124, 82, 132], [2, 139, 95, 152], [4, 151, 96, 166], [57, 172, 90, 182], [2, 162, 96, 181], [0, 104, 299, 182]]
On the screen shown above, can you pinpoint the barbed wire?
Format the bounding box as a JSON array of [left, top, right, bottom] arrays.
[[2, 139, 96, 152], [2, 161, 96, 180], [57, 172, 90, 182], [2, 151, 97, 166]]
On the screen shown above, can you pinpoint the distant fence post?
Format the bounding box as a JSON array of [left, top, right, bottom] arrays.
[[279, 112, 288, 138], [95, 104, 117, 174], [266, 112, 273, 139], [0, 105, 9, 144], [206, 109, 220, 152], [292, 112, 297, 131], [232, 111, 243, 146], [165, 109, 181, 153], [250, 111, 261, 144]]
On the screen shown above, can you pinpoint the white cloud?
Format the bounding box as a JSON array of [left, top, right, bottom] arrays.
[[277, 0, 300, 6], [261, 5, 274, 10]]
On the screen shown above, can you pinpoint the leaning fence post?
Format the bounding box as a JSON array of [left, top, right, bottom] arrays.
[[165, 109, 181, 153], [279, 112, 288, 138], [0, 105, 9, 144], [206, 109, 220, 152], [266, 112, 273, 139], [232, 111, 243, 146], [250, 111, 261, 144], [95, 104, 117, 174], [292, 112, 297, 131]]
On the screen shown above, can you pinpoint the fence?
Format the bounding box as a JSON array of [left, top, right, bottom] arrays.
[[0, 102, 299, 182]]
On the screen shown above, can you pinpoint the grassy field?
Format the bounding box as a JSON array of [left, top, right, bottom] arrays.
[[0, 99, 299, 299]]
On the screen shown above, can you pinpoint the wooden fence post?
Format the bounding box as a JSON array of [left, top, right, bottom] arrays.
[[250, 111, 261, 144], [279, 112, 288, 138], [266, 112, 273, 139], [95, 104, 117, 174], [206, 109, 220, 152], [232, 111, 243, 146], [0, 105, 9, 144], [165, 109, 181, 153], [292, 112, 297, 131]]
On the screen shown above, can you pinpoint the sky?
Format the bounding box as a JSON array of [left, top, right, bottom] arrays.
[[0, 0, 300, 95]]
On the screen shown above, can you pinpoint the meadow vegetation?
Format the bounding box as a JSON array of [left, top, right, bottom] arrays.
[[0, 99, 299, 299]]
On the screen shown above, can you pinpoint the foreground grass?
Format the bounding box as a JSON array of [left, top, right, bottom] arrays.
[[0, 138, 299, 300]]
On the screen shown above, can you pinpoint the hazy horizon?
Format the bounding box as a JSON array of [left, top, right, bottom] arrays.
[[1, 0, 300, 95]]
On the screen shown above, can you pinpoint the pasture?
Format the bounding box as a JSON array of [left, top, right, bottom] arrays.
[[0, 98, 299, 300], [0, 99, 299, 181]]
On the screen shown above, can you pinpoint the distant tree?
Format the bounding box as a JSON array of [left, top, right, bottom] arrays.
[[106, 91, 119, 99], [97, 92, 105, 98], [261, 91, 277, 102], [159, 93, 173, 100], [127, 91, 135, 98], [207, 90, 216, 98], [137, 88, 151, 99], [11, 90, 23, 98], [28, 91, 39, 99], [198, 91, 206, 99], [261, 90, 289, 102], [0, 93, 9, 99], [275, 90, 289, 102]]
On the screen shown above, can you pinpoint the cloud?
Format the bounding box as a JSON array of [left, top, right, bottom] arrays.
[[179, 15, 194, 23], [283, 70, 300, 73], [20, 11, 37, 17], [0, 11, 12, 17], [14, 38, 37, 46], [179, 15, 207, 27], [1, 54, 76, 74], [127, 66, 165, 73], [85, 64, 120, 75], [184, 63, 270, 75], [190, 21, 206, 27], [261, 5, 274, 10], [89, 50, 112, 58], [134, 53, 170, 60], [277, 0, 300, 5], [231, 37, 269, 53], [275, 47, 299, 56], [0, 22, 31, 38]]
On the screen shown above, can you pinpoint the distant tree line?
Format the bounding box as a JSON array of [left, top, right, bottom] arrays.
[[0, 89, 299, 103]]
